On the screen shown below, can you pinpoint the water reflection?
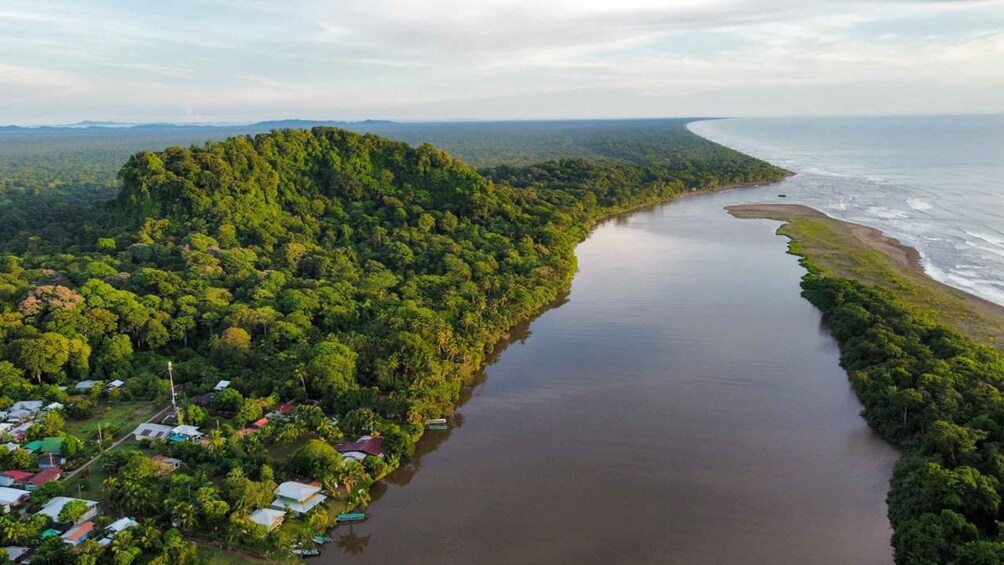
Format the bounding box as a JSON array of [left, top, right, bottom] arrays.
[[335, 527, 371, 556]]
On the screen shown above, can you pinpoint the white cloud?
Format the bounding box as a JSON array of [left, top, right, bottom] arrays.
[[0, 0, 1001, 123]]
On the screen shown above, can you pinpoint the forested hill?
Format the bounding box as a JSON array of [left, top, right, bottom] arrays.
[[0, 119, 782, 251], [0, 124, 785, 431]]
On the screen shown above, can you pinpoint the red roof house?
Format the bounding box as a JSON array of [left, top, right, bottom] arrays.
[[252, 417, 269, 429], [0, 470, 34, 487], [61, 520, 94, 546], [26, 467, 61, 491], [335, 436, 385, 458]]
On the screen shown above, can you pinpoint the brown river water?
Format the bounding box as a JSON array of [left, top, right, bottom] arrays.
[[320, 189, 899, 564]]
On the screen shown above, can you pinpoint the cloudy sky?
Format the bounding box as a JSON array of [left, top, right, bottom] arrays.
[[1, 0, 1002, 124]]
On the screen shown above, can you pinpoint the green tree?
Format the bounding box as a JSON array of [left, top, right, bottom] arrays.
[[12, 332, 70, 383]]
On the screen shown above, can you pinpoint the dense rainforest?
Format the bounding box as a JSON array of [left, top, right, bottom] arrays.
[[0, 121, 787, 561], [803, 274, 1004, 564], [2, 124, 780, 425]]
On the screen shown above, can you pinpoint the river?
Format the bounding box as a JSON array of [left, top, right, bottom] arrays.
[[320, 188, 899, 564]]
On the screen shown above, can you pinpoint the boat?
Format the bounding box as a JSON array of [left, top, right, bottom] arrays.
[[313, 535, 332, 544], [778, 194, 787, 198], [336, 512, 367, 523], [292, 548, 320, 556], [425, 418, 448, 430]]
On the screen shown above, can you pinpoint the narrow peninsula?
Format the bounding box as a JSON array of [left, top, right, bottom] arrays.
[[730, 203, 1004, 563]]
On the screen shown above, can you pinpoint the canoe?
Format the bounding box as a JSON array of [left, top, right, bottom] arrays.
[[426, 423, 448, 431], [292, 548, 320, 556], [336, 512, 367, 523], [313, 535, 331, 544]]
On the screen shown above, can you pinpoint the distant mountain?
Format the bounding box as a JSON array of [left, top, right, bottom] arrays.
[[0, 119, 396, 134]]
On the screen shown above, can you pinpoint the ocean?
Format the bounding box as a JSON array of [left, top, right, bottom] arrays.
[[689, 115, 1004, 306]]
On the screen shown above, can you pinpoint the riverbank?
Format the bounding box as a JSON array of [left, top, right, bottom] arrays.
[[727, 204, 1004, 349]]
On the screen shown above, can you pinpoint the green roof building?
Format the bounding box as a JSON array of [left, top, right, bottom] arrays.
[[40, 437, 64, 454]]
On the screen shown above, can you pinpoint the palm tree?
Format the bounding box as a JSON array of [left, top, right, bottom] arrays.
[[1, 518, 29, 544], [205, 429, 225, 454], [109, 530, 136, 555], [171, 501, 197, 531]]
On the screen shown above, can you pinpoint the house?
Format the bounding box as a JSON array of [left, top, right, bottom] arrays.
[[22, 441, 42, 454], [61, 521, 94, 546], [0, 487, 30, 513], [43, 402, 63, 412], [191, 392, 216, 406], [249, 508, 285, 531], [105, 517, 137, 536], [4, 546, 35, 564], [0, 471, 33, 488], [26, 467, 61, 492], [36, 497, 100, 525], [8, 423, 32, 442], [41, 437, 64, 455], [105, 380, 125, 390], [251, 417, 269, 430], [39, 454, 64, 469], [74, 380, 98, 392], [213, 380, 231, 391], [97, 517, 137, 546], [270, 481, 327, 516], [168, 425, 203, 442], [131, 423, 174, 441], [0, 443, 18, 453], [9, 401, 43, 415], [150, 455, 182, 473], [266, 402, 296, 421], [336, 435, 385, 461]]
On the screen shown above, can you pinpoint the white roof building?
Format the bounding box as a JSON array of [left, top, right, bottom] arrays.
[[44, 402, 64, 412], [9, 401, 43, 413], [131, 423, 174, 441], [0, 486, 29, 512], [249, 507, 285, 531], [170, 425, 203, 440], [214, 380, 231, 391], [106, 517, 137, 535], [106, 380, 125, 389], [36, 496, 99, 524], [270, 481, 326, 516], [75, 380, 97, 391]]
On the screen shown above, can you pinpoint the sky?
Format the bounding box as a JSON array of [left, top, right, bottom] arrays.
[[1, 0, 1003, 125]]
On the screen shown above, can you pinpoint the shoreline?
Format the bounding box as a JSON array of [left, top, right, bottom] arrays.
[[727, 203, 1004, 348]]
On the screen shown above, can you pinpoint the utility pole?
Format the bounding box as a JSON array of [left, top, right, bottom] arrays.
[[168, 361, 179, 421]]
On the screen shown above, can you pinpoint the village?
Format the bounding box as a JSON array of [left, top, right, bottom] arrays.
[[0, 370, 421, 563]]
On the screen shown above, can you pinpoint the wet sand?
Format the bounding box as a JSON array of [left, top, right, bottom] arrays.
[[321, 191, 898, 564]]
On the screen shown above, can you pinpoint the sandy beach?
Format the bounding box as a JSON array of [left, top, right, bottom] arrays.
[[727, 203, 1004, 348]]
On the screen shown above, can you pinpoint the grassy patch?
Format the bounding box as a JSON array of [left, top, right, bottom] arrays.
[[775, 215, 1004, 348], [65, 401, 159, 440]]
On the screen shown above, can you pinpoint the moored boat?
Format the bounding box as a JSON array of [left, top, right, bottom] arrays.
[[336, 512, 367, 523]]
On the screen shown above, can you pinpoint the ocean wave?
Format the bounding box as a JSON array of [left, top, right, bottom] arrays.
[[907, 198, 933, 211], [865, 206, 909, 220]]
